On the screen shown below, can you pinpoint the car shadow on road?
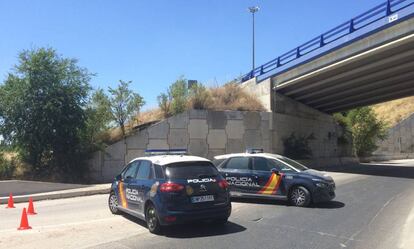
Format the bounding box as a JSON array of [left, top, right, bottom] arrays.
[[120, 212, 246, 238], [231, 197, 345, 209], [310, 200, 345, 209], [231, 197, 289, 206], [323, 163, 414, 179], [162, 221, 246, 238]]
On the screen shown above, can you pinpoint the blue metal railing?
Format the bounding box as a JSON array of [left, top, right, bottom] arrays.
[[241, 0, 414, 82]]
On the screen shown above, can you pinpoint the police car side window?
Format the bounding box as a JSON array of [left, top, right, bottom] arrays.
[[153, 164, 164, 179], [270, 159, 292, 172], [253, 157, 272, 171], [136, 160, 151, 179], [123, 161, 140, 179], [225, 157, 250, 170]]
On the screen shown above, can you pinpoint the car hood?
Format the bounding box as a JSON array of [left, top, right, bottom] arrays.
[[303, 169, 334, 181]]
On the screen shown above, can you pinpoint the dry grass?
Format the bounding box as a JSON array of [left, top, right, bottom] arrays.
[[189, 83, 265, 111], [106, 83, 265, 144], [372, 96, 414, 127], [106, 108, 164, 144], [137, 108, 163, 124]]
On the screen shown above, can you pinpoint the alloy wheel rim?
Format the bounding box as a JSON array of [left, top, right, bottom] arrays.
[[291, 189, 306, 206], [147, 207, 156, 230], [109, 194, 118, 212]]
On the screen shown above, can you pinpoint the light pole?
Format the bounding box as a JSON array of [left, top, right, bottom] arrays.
[[248, 6, 260, 72]]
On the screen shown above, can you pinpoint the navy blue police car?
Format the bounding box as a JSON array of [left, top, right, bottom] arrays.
[[213, 149, 336, 207], [108, 149, 231, 233]]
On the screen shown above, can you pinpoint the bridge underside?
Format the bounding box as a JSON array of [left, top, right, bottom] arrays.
[[275, 33, 414, 113]]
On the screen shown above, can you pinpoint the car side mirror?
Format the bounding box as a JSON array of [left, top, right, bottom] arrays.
[[271, 168, 280, 175]]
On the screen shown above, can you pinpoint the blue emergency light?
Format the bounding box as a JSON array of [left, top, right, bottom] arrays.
[[144, 149, 187, 156], [246, 148, 264, 154]]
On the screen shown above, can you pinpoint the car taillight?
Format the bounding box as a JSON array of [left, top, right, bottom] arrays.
[[159, 182, 184, 192], [218, 179, 229, 189]]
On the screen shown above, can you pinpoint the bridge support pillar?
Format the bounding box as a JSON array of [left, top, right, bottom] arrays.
[[241, 78, 355, 168]]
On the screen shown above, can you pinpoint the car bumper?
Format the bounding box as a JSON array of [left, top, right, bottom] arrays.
[[312, 187, 335, 203], [158, 204, 232, 226]]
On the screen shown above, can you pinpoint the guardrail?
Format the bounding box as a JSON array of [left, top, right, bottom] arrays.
[[241, 0, 414, 83]]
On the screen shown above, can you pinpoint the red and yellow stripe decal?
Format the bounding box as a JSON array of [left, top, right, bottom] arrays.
[[118, 181, 128, 208], [258, 173, 284, 195]]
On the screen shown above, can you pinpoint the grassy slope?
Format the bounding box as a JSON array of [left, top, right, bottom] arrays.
[[372, 96, 414, 127]]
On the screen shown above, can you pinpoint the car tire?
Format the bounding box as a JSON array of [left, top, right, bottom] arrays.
[[145, 203, 162, 234], [289, 186, 311, 207], [108, 192, 120, 215]]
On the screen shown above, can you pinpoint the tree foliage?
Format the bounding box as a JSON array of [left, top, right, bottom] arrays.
[[0, 48, 91, 178], [108, 80, 145, 138], [334, 107, 388, 157], [157, 93, 172, 118], [82, 89, 112, 149], [157, 76, 189, 117]]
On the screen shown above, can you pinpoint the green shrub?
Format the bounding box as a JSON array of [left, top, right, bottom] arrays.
[[188, 83, 212, 110], [0, 154, 16, 179]]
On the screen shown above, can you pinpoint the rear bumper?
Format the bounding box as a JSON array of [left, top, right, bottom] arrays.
[[158, 203, 232, 226]]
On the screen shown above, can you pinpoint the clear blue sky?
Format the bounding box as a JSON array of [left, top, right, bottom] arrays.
[[0, 0, 383, 109]]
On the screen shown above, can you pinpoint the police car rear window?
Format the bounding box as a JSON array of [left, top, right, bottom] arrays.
[[164, 161, 218, 179]]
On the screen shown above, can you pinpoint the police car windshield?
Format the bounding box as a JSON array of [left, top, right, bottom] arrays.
[[164, 161, 218, 179], [276, 156, 308, 172]]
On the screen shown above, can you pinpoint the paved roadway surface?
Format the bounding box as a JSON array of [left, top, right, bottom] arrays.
[[0, 180, 87, 197], [1, 160, 414, 249]]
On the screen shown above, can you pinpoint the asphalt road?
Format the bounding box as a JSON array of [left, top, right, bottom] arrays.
[[1, 160, 414, 249]]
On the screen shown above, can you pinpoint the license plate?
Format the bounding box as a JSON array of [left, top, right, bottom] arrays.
[[191, 195, 214, 203]]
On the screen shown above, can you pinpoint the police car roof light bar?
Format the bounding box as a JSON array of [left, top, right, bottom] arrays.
[[145, 149, 187, 156], [246, 148, 264, 154]]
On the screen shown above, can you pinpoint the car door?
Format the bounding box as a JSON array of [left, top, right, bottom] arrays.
[[252, 157, 285, 196], [120, 161, 140, 210], [133, 160, 153, 214], [220, 157, 254, 194]]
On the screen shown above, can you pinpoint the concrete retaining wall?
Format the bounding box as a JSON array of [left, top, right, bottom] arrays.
[[373, 113, 414, 160], [89, 109, 353, 182]]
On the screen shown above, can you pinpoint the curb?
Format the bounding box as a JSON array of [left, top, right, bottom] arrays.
[[0, 184, 111, 204]]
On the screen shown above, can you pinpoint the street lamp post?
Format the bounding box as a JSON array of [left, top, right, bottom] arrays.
[[248, 6, 260, 72]]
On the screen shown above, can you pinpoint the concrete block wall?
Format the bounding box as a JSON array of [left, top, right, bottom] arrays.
[[373, 113, 414, 160], [89, 110, 273, 182]]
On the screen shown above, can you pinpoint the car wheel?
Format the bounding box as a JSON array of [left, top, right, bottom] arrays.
[[108, 192, 120, 214], [289, 186, 311, 207], [145, 204, 162, 234]]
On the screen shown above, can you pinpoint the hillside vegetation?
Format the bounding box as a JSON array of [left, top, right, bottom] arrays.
[[107, 82, 265, 143], [372, 96, 414, 127]]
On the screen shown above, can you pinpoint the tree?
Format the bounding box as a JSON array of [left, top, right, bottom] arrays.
[[82, 89, 112, 149], [157, 76, 189, 117], [157, 93, 172, 118], [334, 107, 388, 157], [108, 80, 145, 138], [0, 48, 91, 176], [169, 77, 188, 115], [346, 107, 388, 157]]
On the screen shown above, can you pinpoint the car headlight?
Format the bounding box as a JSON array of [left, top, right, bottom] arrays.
[[312, 178, 328, 188], [315, 182, 328, 188]]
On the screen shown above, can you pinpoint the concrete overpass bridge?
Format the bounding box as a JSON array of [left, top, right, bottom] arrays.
[[242, 0, 414, 114]]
